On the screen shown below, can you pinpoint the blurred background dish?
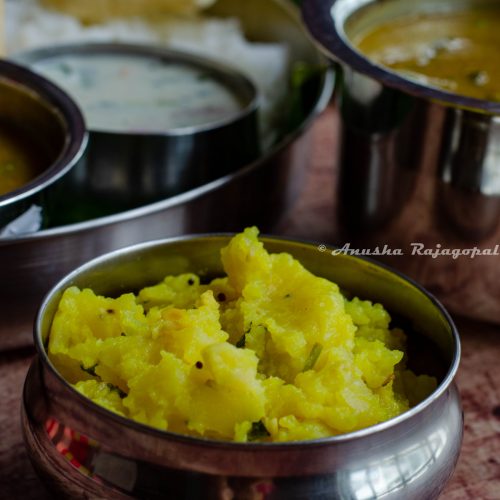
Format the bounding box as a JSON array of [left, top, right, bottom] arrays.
[[29, 45, 256, 133], [17, 43, 260, 225], [0, 0, 334, 351], [303, 0, 500, 324], [0, 59, 86, 229], [39, 0, 217, 20], [24, 234, 462, 499], [6, 0, 292, 151]]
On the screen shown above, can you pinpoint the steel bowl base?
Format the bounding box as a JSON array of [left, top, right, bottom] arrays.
[[23, 358, 463, 499]]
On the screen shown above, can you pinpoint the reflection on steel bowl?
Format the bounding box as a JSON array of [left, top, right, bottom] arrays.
[[303, 0, 500, 323], [0, 59, 86, 228], [23, 234, 462, 499], [0, 0, 334, 351], [17, 44, 260, 225]]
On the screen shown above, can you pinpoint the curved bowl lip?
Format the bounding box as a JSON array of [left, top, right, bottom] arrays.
[[34, 232, 461, 450], [302, 0, 500, 115], [14, 42, 260, 137], [0, 59, 88, 209], [0, 64, 335, 245]]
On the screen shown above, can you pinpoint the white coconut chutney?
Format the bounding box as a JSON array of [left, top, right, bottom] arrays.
[[34, 53, 245, 132]]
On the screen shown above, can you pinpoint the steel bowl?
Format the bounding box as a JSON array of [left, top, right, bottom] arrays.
[[0, 59, 87, 228], [0, 0, 334, 351], [16, 44, 260, 225], [302, 0, 500, 323], [23, 234, 462, 499]]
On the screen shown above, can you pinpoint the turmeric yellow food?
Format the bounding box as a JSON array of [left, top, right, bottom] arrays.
[[48, 227, 436, 442], [354, 8, 500, 102]]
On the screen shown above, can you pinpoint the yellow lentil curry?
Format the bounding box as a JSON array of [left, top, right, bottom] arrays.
[[48, 228, 436, 442], [0, 124, 45, 197], [353, 8, 500, 102]]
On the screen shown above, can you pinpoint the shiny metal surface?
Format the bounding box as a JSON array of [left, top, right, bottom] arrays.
[[0, 0, 335, 351], [303, 0, 500, 323], [23, 235, 462, 499], [0, 59, 87, 227], [16, 44, 260, 224]]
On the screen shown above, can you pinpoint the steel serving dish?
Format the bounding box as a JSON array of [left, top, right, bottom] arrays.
[[23, 234, 462, 499], [0, 0, 334, 351], [0, 59, 86, 228], [16, 44, 260, 225], [303, 0, 500, 323]]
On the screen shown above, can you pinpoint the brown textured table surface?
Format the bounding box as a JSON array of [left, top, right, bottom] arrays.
[[1, 107, 499, 499]]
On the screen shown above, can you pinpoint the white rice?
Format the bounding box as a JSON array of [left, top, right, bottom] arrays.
[[5, 0, 291, 148]]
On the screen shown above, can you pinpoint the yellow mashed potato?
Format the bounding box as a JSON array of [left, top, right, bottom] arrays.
[[48, 227, 437, 442]]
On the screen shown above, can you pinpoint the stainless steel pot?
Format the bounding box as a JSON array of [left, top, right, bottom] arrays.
[[16, 44, 260, 225], [0, 59, 87, 228], [0, 0, 334, 351], [303, 0, 500, 323], [23, 234, 462, 500]]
